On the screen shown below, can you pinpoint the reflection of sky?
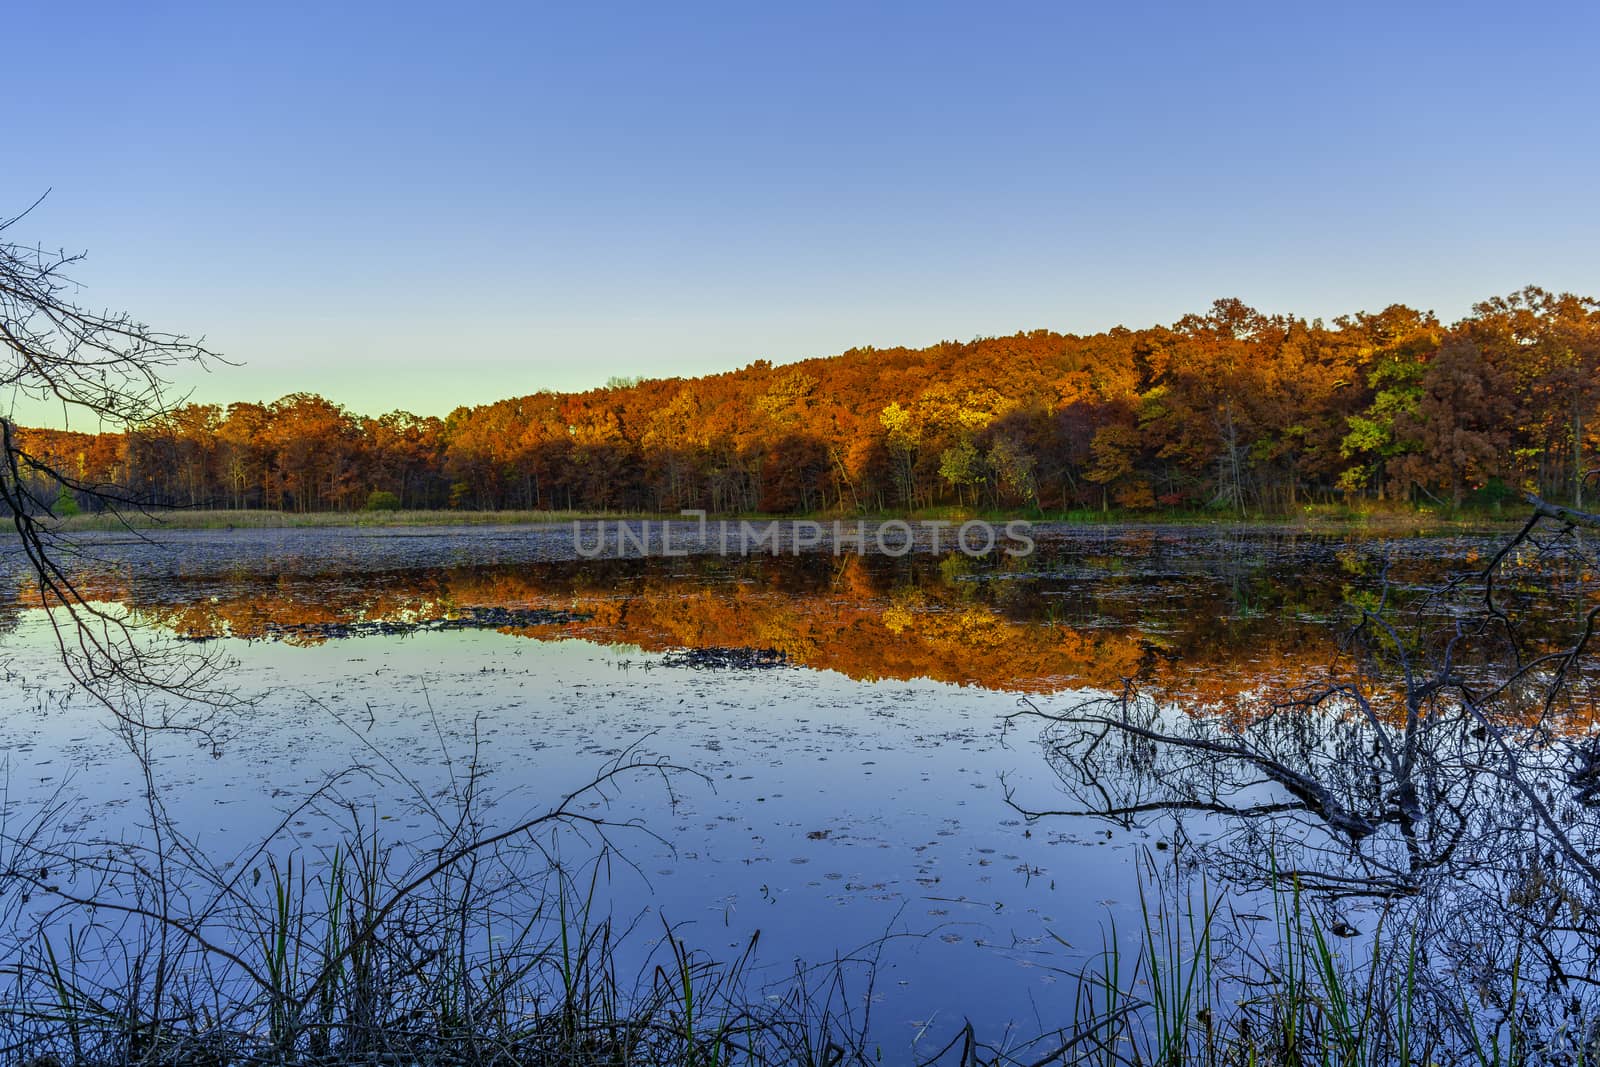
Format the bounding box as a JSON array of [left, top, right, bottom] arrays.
[[1, 613, 1146, 1058], [4, 525, 1582, 1054]]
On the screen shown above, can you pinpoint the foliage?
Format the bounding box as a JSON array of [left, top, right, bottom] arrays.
[[13, 288, 1600, 518], [362, 488, 401, 511]]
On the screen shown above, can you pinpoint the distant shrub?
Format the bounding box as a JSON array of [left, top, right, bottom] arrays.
[[1114, 480, 1156, 509], [363, 489, 402, 511], [53, 488, 80, 517], [1467, 477, 1519, 511]]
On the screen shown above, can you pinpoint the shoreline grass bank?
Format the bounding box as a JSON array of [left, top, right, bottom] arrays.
[[0, 838, 1535, 1067], [44, 503, 1526, 536]]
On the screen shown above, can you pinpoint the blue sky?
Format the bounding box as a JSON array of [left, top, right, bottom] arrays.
[[6, 1, 1599, 426]]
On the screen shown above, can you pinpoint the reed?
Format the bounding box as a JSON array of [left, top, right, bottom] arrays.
[[0, 835, 1578, 1065]]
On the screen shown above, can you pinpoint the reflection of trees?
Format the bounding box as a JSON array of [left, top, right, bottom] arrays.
[[19, 547, 1376, 695], [22, 527, 1586, 699], [0, 589, 18, 640], [1012, 496, 1600, 1054]]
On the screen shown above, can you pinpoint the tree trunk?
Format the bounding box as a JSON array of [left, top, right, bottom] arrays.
[[1576, 409, 1585, 509]]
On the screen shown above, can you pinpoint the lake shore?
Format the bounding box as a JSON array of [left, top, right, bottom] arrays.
[[45, 504, 1527, 536]]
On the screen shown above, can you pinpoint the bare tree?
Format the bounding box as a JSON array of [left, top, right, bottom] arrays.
[[1, 194, 235, 729], [1007, 487, 1600, 1057]]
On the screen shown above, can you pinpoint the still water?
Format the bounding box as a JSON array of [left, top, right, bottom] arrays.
[[0, 521, 1538, 1056]]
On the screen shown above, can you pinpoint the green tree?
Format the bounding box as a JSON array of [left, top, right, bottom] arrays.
[[1337, 308, 1439, 500], [938, 437, 983, 506]]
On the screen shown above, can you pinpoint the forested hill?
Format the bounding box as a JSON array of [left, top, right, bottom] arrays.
[[17, 287, 1600, 516]]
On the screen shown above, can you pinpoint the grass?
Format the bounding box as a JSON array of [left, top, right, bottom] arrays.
[[47, 508, 673, 532], [906, 501, 1527, 534], [43, 501, 1527, 535], [4, 822, 849, 1066], [3, 829, 1575, 1067]]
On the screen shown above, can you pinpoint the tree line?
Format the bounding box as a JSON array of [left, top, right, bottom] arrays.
[[16, 286, 1600, 516]]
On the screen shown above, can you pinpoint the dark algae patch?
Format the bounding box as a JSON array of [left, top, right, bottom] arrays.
[[658, 645, 790, 669]]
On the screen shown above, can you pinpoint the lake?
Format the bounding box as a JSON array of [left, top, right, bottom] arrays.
[[0, 520, 1563, 1059]]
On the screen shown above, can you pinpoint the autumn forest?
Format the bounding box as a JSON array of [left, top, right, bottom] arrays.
[[19, 286, 1600, 517]]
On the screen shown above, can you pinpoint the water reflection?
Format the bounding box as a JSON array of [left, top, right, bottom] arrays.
[[3, 525, 1579, 700], [3, 523, 1594, 1060]]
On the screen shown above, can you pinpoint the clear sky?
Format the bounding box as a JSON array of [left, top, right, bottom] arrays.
[[6, 1, 1599, 427]]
